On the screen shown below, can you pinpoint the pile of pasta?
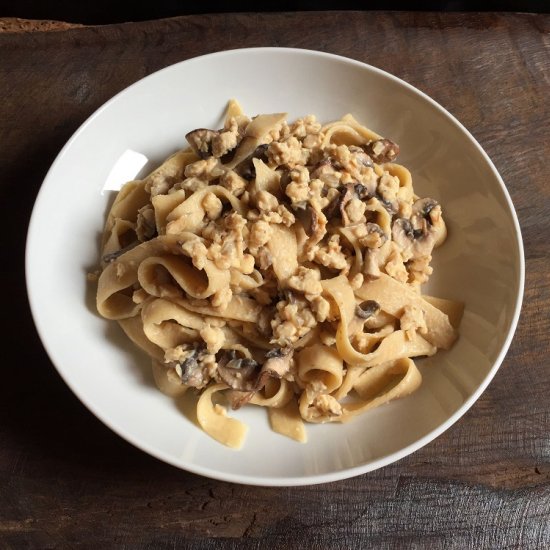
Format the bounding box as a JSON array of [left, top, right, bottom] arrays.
[[95, 100, 462, 448]]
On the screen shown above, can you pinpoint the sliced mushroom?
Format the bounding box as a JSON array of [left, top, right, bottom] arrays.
[[136, 204, 157, 242], [229, 347, 294, 409], [325, 182, 376, 224], [292, 201, 327, 248], [410, 198, 446, 248], [238, 144, 269, 180], [374, 194, 398, 216], [174, 348, 206, 388], [296, 203, 327, 248], [394, 218, 424, 239], [349, 145, 374, 168], [185, 128, 218, 159], [354, 183, 373, 200], [392, 217, 436, 259], [412, 198, 439, 225], [363, 222, 387, 248], [364, 139, 400, 164], [294, 204, 314, 234], [339, 184, 364, 226], [310, 158, 331, 174], [258, 306, 275, 337], [282, 289, 298, 305], [356, 300, 380, 320], [261, 347, 293, 378], [310, 158, 340, 187], [225, 113, 287, 169], [323, 186, 345, 219], [217, 350, 260, 391]]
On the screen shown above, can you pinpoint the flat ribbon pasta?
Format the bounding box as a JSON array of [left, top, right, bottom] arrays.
[[225, 113, 287, 169], [196, 384, 248, 449], [93, 104, 461, 450], [300, 358, 421, 424], [252, 158, 281, 197], [269, 399, 307, 443], [152, 359, 188, 397], [248, 378, 294, 408], [152, 189, 187, 234], [137, 252, 229, 300], [297, 344, 344, 394], [117, 314, 165, 362], [355, 274, 457, 349], [179, 295, 262, 323], [141, 298, 205, 350], [166, 185, 245, 235], [342, 358, 422, 420], [266, 224, 299, 282], [104, 181, 149, 239], [322, 276, 436, 367], [97, 234, 230, 319], [102, 218, 136, 260], [143, 150, 199, 194]]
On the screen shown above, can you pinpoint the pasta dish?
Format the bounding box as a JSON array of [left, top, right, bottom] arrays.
[[95, 100, 462, 448]]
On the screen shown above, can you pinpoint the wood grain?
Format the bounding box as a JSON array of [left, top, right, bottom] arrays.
[[0, 17, 84, 33], [0, 11, 548, 549]]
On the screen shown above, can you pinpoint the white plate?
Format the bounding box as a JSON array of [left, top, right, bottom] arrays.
[[26, 48, 524, 486]]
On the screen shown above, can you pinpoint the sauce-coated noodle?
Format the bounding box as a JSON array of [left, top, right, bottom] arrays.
[[94, 101, 461, 448]]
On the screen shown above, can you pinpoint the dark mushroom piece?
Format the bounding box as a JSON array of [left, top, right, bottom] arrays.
[[411, 198, 446, 248], [354, 183, 373, 200], [412, 198, 439, 225], [283, 289, 298, 305], [295, 203, 326, 247], [363, 222, 388, 248], [229, 347, 294, 409], [394, 218, 424, 239], [356, 300, 381, 320], [348, 145, 374, 168], [339, 186, 355, 225], [338, 183, 375, 225], [294, 204, 314, 234], [309, 158, 331, 174], [217, 350, 260, 392], [258, 306, 276, 337], [185, 128, 219, 159], [364, 139, 400, 164], [373, 194, 398, 216], [323, 186, 346, 219], [224, 113, 286, 170], [278, 170, 292, 193], [260, 348, 294, 379], [392, 217, 436, 258], [325, 182, 376, 224], [236, 144, 270, 181], [174, 347, 206, 388], [355, 176, 378, 200], [310, 158, 340, 187], [136, 205, 157, 242]]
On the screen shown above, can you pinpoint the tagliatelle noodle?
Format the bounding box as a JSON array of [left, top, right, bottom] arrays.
[[94, 101, 462, 449]]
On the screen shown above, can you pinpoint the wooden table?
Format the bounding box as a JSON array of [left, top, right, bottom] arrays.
[[1, 11, 549, 548]]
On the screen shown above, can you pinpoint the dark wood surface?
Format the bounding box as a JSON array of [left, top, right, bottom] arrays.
[[1, 11, 549, 549]]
